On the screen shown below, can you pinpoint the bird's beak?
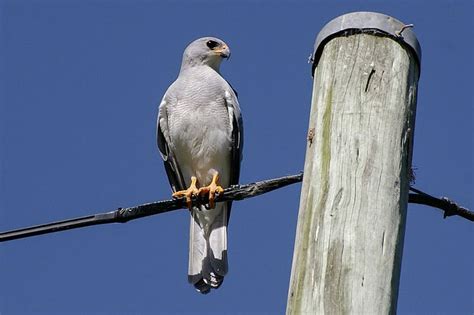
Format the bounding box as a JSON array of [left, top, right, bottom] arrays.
[[214, 45, 231, 59]]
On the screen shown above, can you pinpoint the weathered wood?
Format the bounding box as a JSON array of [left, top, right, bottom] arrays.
[[287, 34, 419, 314]]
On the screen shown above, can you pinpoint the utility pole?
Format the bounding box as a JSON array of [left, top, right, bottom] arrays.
[[287, 12, 421, 314]]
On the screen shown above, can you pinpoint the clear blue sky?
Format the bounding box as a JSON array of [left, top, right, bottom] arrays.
[[1, 0, 472, 314]]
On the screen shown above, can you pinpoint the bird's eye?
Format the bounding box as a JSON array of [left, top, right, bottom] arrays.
[[206, 40, 220, 49]]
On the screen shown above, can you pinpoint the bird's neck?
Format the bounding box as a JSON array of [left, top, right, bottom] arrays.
[[180, 60, 221, 75]]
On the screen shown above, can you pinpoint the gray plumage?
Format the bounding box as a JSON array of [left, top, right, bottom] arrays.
[[156, 37, 243, 294]]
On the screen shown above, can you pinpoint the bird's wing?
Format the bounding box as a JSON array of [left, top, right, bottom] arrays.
[[157, 97, 186, 192], [225, 85, 243, 185], [224, 85, 243, 221]]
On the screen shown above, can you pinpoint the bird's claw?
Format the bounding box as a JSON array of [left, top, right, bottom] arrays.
[[172, 176, 199, 210], [198, 173, 224, 209]]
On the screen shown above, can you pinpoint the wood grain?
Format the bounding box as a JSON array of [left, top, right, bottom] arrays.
[[287, 34, 419, 315]]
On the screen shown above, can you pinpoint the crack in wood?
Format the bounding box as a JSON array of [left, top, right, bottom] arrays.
[[365, 68, 376, 92]]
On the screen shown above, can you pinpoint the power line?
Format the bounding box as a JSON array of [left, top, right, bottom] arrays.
[[0, 172, 471, 243]]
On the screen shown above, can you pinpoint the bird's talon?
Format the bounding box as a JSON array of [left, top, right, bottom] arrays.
[[198, 173, 224, 209], [172, 176, 199, 210]]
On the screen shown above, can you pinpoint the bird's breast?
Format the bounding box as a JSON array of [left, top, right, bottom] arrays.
[[169, 92, 232, 186]]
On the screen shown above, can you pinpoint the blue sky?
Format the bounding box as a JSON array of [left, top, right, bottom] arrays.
[[0, 0, 472, 314]]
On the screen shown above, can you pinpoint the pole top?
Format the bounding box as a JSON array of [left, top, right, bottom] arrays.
[[311, 11, 422, 75]]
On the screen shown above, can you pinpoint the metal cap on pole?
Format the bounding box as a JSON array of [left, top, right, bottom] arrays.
[[310, 11, 422, 76], [287, 12, 421, 314]]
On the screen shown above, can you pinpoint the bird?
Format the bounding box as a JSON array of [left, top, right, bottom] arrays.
[[156, 37, 243, 294]]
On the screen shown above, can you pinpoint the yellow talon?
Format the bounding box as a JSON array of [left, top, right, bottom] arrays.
[[198, 173, 224, 209], [172, 176, 199, 209]]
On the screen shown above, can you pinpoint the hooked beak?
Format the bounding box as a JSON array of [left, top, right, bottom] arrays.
[[214, 45, 231, 59]]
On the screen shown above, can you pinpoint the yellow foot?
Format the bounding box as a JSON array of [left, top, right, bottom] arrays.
[[198, 173, 224, 209], [172, 176, 199, 209]]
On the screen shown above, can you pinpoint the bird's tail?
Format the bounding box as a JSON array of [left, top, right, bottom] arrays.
[[188, 203, 228, 294]]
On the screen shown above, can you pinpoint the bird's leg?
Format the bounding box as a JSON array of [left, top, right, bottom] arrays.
[[172, 176, 199, 209], [198, 173, 224, 209]]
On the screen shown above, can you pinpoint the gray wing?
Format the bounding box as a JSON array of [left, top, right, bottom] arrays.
[[224, 86, 243, 221], [157, 97, 186, 193]]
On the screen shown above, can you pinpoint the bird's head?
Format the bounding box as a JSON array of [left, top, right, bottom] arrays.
[[180, 37, 231, 72]]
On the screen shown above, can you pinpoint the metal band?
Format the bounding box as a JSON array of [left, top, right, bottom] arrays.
[[312, 12, 422, 76]]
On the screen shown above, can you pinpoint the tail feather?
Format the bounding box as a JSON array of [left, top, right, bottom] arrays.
[[188, 203, 228, 294]]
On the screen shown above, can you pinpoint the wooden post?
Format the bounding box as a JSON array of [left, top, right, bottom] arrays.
[[287, 12, 421, 315]]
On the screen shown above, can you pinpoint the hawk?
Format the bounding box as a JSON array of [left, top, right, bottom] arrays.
[[156, 37, 243, 294]]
